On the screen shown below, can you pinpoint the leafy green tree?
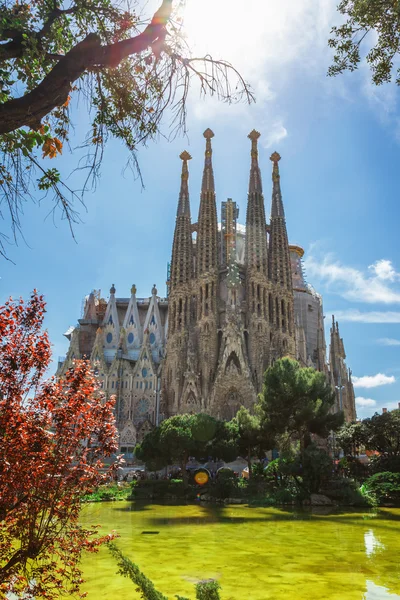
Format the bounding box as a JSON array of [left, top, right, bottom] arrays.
[[208, 417, 239, 464], [259, 358, 344, 450], [363, 471, 400, 504], [336, 421, 365, 457], [135, 413, 237, 485], [329, 0, 400, 86], [265, 444, 332, 496], [234, 406, 272, 478], [0, 0, 253, 257], [363, 409, 400, 457]]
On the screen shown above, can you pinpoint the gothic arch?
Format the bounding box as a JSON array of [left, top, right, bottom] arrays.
[[224, 351, 242, 375], [219, 389, 242, 421], [137, 420, 153, 443]]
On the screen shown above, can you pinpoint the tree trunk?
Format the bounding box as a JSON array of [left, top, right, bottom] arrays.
[[181, 454, 188, 486], [247, 446, 252, 480], [0, 0, 172, 133]]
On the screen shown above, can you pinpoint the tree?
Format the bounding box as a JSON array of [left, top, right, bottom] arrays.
[[337, 409, 400, 461], [0, 291, 118, 599], [336, 421, 365, 457], [234, 406, 272, 478], [259, 358, 344, 451], [135, 413, 238, 484], [363, 409, 400, 457], [0, 0, 253, 258], [329, 0, 400, 86]]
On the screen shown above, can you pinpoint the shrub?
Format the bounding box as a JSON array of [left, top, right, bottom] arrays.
[[363, 472, 400, 504], [83, 484, 131, 502], [130, 479, 196, 500], [369, 455, 400, 475], [195, 580, 221, 600], [323, 477, 373, 506]]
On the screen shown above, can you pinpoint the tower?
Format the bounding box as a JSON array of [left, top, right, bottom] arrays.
[[245, 130, 271, 388], [195, 129, 219, 404], [329, 316, 356, 422], [162, 151, 195, 416], [58, 129, 356, 448], [221, 198, 239, 267], [268, 152, 296, 358]]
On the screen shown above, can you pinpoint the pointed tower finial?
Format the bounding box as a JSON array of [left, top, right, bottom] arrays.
[[201, 129, 215, 192], [248, 129, 261, 152], [248, 129, 262, 193], [180, 150, 192, 178], [176, 151, 192, 216], [270, 151, 285, 218]]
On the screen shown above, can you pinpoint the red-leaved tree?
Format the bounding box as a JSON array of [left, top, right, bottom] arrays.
[[0, 291, 118, 598]]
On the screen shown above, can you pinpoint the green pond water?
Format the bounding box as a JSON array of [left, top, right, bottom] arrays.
[[80, 502, 400, 600]]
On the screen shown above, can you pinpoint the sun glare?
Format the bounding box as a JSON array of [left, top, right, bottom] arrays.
[[182, 0, 249, 59], [181, 0, 287, 75]]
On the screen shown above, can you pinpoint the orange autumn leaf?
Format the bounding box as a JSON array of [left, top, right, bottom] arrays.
[[42, 137, 63, 159]]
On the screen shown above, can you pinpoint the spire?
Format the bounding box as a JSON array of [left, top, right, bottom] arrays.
[[201, 128, 215, 192], [177, 150, 192, 216], [268, 152, 292, 289], [248, 129, 262, 193], [245, 130, 268, 272], [270, 152, 285, 218], [169, 152, 194, 289], [196, 129, 218, 275]]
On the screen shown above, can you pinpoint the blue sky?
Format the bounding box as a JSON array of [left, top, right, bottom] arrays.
[[1, 0, 400, 419]]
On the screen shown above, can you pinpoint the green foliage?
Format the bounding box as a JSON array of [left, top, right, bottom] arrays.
[[0, 0, 253, 258], [83, 483, 131, 502], [259, 358, 344, 449], [195, 580, 221, 600], [233, 406, 272, 476], [131, 479, 195, 500], [135, 413, 239, 482], [296, 444, 333, 495], [329, 0, 400, 85], [323, 477, 374, 507], [337, 409, 400, 464], [363, 409, 400, 456], [336, 421, 365, 456], [109, 543, 221, 600], [369, 454, 400, 474], [363, 472, 400, 504], [210, 469, 240, 499], [108, 542, 168, 600]]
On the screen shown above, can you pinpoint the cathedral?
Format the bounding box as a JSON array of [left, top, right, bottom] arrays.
[[58, 129, 356, 454]]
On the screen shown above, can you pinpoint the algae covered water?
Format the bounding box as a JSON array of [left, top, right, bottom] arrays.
[[80, 502, 400, 600]]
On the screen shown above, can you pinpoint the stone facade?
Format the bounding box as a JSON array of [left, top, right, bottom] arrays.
[[58, 129, 356, 453]]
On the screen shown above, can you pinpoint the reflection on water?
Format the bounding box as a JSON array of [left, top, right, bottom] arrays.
[[365, 530, 384, 557], [78, 503, 400, 600], [365, 581, 400, 599]]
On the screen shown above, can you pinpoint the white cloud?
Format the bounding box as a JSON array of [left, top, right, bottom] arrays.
[[183, 0, 339, 128], [183, 0, 400, 144], [331, 310, 400, 323], [369, 259, 399, 282], [263, 121, 288, 148], [378, 338, 400, 346], [355, 397, 377, 408], [304, 253, 400, 304], [353, 374, 396, 389]]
